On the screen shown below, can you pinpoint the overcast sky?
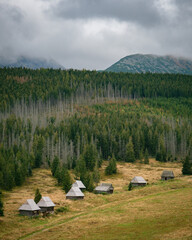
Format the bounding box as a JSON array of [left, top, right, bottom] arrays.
[[0, 0, 192, 70]]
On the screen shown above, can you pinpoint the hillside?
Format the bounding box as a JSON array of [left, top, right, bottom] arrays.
[[0, 56, 65, 69], [1, 160, 192, 240], [0, 67, 192, 239], [105, 54, 192, 74]]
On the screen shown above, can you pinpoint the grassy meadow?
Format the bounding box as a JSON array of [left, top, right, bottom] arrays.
[[0, 159, 192, 240]]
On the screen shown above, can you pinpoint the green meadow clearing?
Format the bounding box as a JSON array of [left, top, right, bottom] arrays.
[[0, 159, 192, 240]]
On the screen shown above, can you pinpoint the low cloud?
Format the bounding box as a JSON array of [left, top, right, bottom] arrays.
[[0, 0, 191, 69]]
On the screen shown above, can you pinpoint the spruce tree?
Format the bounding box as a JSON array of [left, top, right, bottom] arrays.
[[82, 144, 98, 171], [85, 173, 94, 192], [128, 182, 132, 191], [62, 166, 72, 193], [126, 138, 135, 162], [93, 161, 100, 184], [182, 156, 192, 175], [144, 149, 149, 164], [51, 156, 60, 176], [34, 188, 42, 203], [77, 159, 87, 184], [105, 155, 117, 175]]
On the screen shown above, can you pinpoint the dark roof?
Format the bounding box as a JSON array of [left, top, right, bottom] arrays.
[[161, 170, 174, 177]]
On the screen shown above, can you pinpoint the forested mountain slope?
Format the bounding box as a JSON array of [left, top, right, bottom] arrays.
[[105, 54, 192, 74], [0, 68, 192, 191]]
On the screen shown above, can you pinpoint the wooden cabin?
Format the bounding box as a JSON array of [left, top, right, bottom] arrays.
[[66, 187, 84, 200], [94, 183, 114, 194], [131, 176, 147, 187], [19, 199, 40, 217], [37, 196, 55, 213], [72, 180, 86, 191], [161, 170, 174, 180]]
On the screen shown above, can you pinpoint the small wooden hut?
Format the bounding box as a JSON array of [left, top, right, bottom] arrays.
[[37, 197, 55, 213], [66, 187, 84, 200], [131, 176, 147, 187], [72, 180, 86, 191], [161, 170, 174, 180], [19, 199, 40, 217], [94, 183, 114, 194]]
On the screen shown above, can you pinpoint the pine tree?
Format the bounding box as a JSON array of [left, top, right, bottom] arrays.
[[93, 161, 100, 184], [75, 159, 87, 183], [128, 182, 132, 191], [0, 191, 4, 216], [85, 173, 94, 192], [105, 155, 117, 175], [126, 138, 135, 162], [55, 166, 62, 185], [34, 188, 42, 203], [32, 135, 45, 168], [182, 156, 192, 175], [62, 166, 72, 193], [82, 144, 98, 171], [144, 149, 149, 164], [51, 156, 59, 176]]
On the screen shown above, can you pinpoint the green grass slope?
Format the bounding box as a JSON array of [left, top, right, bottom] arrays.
[[0, 160, 192, 240]]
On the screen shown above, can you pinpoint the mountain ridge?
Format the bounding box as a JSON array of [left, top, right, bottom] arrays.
[[105, 54, 192, 74], [0, 56, 65, 69]]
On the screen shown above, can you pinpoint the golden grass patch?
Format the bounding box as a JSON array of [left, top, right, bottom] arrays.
[[0, 159, 191, 240]]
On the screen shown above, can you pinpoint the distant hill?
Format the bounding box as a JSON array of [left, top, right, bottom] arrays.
[[105, 54, 192, 74], [0, 56, 65, 69]]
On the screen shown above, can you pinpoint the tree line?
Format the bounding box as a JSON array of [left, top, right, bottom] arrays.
[[1, 68, 192, 112], [0, 68, 192, 198]]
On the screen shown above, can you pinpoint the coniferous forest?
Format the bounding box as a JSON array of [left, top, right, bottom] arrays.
[[0, 67, 192, 191]]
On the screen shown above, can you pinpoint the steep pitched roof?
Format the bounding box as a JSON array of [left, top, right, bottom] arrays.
[[161, 170, 174, 177], [94, 183, 113, 192], [131, 176, 147, 184], [66, 187, 84, 197], [37, 197, 55, 207], [19, 199, 40, 211], [72, 180, 86, 189]]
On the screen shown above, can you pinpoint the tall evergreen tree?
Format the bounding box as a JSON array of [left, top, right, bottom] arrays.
[[182, 156, 192, 175], [93, 161, 100, 184], [32, 135, 45, 168], [51, 156, 60, 176], [34, 188, 42, 204], [84, 172, 94, 192], [82, 144, 98, 171], [62, 166, 72, 193], [126, 138, 135, 162], [144, 149, 149, 164], [105, 155, 117, 175]]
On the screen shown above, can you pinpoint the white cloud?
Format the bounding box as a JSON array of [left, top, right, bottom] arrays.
[[0, 0, 192, 69]]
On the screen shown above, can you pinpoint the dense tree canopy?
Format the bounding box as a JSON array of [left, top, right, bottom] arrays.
[[0, 68, 192, 191]]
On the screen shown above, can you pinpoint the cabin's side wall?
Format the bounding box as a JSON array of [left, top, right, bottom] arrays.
[[132, 183, 146, 187], [19, 210, 39, 216], [66, 196, 84, 200], [40, 207, 54, 212], [161, 176, 174, 181]]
